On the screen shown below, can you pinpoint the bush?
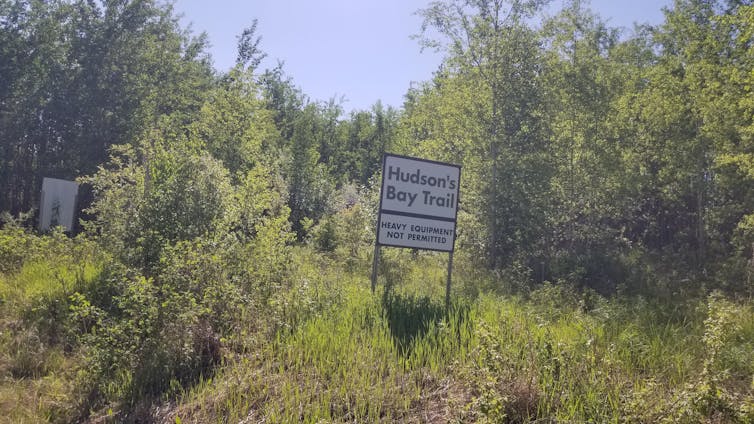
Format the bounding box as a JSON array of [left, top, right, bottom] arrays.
[[81, 240, 239, 404], [83, 145, 237, 273], [0, 224, 35, 275]]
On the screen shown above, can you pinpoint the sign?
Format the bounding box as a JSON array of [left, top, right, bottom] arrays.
[[39, 177, 79, 232], [376, 154, 460, 252]]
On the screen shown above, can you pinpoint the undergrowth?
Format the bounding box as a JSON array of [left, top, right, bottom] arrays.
[[1, 227, 753, 423]]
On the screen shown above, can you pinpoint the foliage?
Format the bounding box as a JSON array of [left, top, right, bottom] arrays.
[[235, 18, 267, 70], [0, 0, 213, 215], [155, 253, 754, 424], [3, 0, 754, 422], [82, 144, 237, 273], [190, 66, 279, 178], [413, 0, 553, 269], [399, 0, 754, 294], [309, 183, 376, 269], [2, 228, 754, 423]]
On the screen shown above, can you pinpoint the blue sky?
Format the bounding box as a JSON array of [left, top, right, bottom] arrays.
[[174, 0, 672, 113]]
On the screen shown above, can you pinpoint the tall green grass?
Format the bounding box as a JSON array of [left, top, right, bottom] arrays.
[[2, 239, 753, 423], [0, 231, 104, 423], [171, 253, 754, 423]]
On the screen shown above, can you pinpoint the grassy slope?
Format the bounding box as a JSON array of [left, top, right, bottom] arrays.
[[168, 252, 754, 423], [1, 247, 753, 423], [0, 240, 102, 423]]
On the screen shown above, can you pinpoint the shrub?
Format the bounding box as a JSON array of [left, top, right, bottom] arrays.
[[83, 145, 236, 273]]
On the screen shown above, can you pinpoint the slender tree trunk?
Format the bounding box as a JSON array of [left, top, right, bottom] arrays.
[[696, 174, 705, 269], [488, 2, 502, 269], [489, 84, 500, 268]]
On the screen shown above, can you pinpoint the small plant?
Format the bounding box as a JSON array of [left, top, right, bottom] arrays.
[[692, 292, 743, 420]]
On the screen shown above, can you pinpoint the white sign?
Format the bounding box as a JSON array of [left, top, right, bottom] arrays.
[[377, 154, 460, 252], [39, 177, 79, 232]]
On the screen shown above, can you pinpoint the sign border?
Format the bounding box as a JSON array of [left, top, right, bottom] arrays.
[[376, 153, 461, 252]]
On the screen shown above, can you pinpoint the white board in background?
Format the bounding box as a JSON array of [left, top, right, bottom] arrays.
[[39, 177, 79, 232]]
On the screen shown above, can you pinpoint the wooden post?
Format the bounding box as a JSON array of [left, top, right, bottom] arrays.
[[371, 244, 380, 293], [445, 250, 454, 310]]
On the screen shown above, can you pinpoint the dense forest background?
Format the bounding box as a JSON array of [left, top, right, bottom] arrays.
[[1, 0, 754, 422]]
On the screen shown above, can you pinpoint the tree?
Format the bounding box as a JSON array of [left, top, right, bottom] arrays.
[[414, 0, 553, 268], [83, 143, 234, 272], [538, 1, 632, 286], [236, 18, 267, 71], [286, 103, 336, 237], [0, 0, 214, 217], [190, 66, 278, 178]]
